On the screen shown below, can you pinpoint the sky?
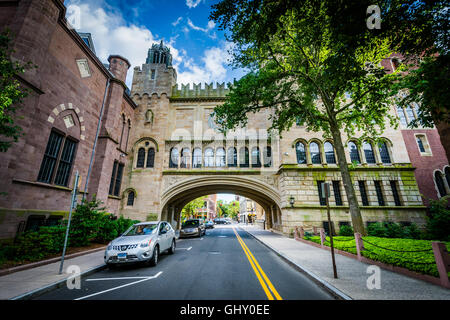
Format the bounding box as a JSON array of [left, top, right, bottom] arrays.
[[65, 0, 246, 88]]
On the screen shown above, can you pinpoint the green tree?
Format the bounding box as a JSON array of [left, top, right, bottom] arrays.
[[181, 196, 207, 220], [210, 0, 403, 235], [217, 200, 229, 218], [0, 30, 34, 152]]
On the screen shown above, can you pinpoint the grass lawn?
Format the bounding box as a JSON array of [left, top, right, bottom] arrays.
[[303, 235, 450, 278]]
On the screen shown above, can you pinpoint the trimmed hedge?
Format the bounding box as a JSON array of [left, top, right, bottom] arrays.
[[304, 235, 450, 277], [0, 197, 139, 266]]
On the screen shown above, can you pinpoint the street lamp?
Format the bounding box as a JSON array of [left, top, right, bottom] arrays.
[[289, 196, 295, 208]]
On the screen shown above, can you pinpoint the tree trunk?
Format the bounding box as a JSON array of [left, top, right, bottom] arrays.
[[329, 123, 367, 236]]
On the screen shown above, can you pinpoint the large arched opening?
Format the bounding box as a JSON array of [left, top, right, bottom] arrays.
[[160, 176, 282, 231]]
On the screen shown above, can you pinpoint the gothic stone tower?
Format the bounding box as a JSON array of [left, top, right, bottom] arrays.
[[121, 41, 176, 222]]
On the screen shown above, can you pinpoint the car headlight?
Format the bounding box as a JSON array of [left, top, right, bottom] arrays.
[[140, 239, 152, 248], [107, 242, 112, 251]]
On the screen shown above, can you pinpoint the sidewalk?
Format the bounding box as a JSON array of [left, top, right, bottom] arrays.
[[0, 250, 106, 300], [238, 224, 450, 300]]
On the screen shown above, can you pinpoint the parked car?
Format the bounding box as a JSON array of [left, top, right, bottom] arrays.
[[214, 218, 226, 224], [180, 219, 206, 238], [205, 220, 214, 229], [104, 221, 176, 268]]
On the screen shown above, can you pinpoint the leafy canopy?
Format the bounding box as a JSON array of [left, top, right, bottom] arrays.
[[210, 0, 400, 140], [0, 30, 34, 152]]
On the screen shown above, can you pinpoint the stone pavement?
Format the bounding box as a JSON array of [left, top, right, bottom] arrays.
[[0, 250, 106, 300], [238, 224, 450, 300]]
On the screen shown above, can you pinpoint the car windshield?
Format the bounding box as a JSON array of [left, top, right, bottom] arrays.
[[183, 220, 199, 228], [124, 224, 157, 236]]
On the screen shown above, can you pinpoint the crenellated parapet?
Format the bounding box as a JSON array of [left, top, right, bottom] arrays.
[[171, 82, 235, 99]]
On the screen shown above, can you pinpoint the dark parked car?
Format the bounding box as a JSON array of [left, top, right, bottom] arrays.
[[180, 219, 206, 238]]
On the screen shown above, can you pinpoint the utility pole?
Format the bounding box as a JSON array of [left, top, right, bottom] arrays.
[[59, 171, 80, 275], [322, 182, 338, 279]]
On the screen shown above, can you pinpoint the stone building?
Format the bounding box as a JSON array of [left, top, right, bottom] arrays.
[[0, 0, 445, 239], [121, 42, 430, 235], [0, 0, 136, 238]]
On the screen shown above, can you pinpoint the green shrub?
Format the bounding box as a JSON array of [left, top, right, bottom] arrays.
[[384, 222, 406, 238], [95, 215, 119, 244], [11, 225, 66, 262], [404, 223, 423, 240], [338, 225, 354, 236], [367, 222, 387, 237], [425, 196, 450, 241]]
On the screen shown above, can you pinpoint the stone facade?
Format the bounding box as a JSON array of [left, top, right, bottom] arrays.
[[0, 0, 136, 239], [0, 1, 442, 239]]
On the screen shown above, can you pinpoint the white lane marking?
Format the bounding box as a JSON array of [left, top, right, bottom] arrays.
[[75, 271, 163, 300], [177, 247, 192, 251], [86, 276, 151, 281]]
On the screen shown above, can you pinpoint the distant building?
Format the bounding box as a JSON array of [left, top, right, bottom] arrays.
[[194, 195, 217, 220]]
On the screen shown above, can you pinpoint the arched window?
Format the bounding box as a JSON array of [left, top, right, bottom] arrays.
[[169, 148, 178, 168], [146, 148, 155, 168], [263, 146, 272, 167], [310, 142, 321, 164], [435, 171, 447, 197], [127, 191, 135, 206], [216, 148, 226, 167], [227, 147, 237, 167], [204, 148, 214, 167], [239, 147, 249, 167], [192, 148, 202, 168], [296, 141, 306, 164], [137, 148, 145, 168], [348, 141, 361, 164], [180, 148, 190, 168], [378, 141, 391, 164], [324, 142, 336, 164], [363, 141, 376, 164], [251, 147, 261, 167]]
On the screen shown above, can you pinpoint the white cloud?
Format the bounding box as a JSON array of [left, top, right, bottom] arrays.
[[187, 18, 215, 33], [177, 42, 233, 85], [186, 0, 202, 9]]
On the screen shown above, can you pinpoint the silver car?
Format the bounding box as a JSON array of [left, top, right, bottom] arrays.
[[104, 221, 176, 268]]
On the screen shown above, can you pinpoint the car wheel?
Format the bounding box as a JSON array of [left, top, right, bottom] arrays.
[[148, 245, 159, 266], [198, 229, 202, 237], [168, 239, 176, 254]]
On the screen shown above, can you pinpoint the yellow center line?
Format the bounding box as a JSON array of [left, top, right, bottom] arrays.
[[232, 227, 282, 300]]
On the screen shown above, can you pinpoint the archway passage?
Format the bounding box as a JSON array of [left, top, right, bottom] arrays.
[[160, 176, 282, 231]]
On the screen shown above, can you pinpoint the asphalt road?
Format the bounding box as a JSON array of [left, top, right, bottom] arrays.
[[35, 225, 334, 300]]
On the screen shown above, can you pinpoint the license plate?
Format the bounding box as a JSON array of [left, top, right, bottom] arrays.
[[118, 253, 127, 259]]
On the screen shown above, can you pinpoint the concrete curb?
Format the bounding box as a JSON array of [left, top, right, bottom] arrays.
[[0, 246, 107, 277], [9, 263, 107, 300], [238, 226, 352, 301]]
